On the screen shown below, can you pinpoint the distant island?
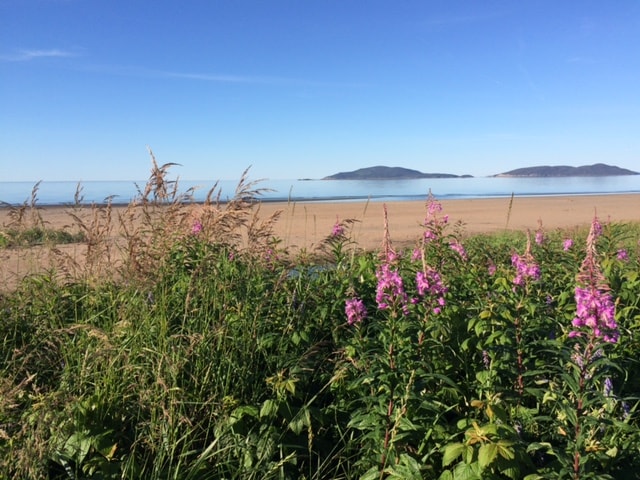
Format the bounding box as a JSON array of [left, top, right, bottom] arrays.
[[321, 163, 638, 181], [494, 163, 638, 177], [323, 166, 472, 180]]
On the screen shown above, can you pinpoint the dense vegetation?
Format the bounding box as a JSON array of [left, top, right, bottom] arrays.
[[2, 160, 640, 479]]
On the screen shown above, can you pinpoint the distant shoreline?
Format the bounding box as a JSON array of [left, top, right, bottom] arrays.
[[2, 175, 639, 207], [2, 190, 640, 209], [3, 193, 639, 289], [3, 193, 639, 244]]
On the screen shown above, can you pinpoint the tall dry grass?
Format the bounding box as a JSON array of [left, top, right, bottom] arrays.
[[1, 149, 283, 290]]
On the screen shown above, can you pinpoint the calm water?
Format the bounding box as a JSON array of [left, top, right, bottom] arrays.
[[1, 176, 640, 206]]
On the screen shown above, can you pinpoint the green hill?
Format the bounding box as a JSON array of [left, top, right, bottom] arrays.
[[494, 163, 638, 177], [324, 166, 471, 180]]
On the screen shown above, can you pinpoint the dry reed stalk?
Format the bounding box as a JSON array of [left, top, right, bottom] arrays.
[[113, 154, 283, 281], [0, 183, 57, 289], [1, 182, 46, 233], [284, 200, 296, 248], [62, 190, 117, 283], [1, 150, 284, 289], [505, 192, 515, 230], [116, 151, 195, 283], [380, 203, 397, 261]]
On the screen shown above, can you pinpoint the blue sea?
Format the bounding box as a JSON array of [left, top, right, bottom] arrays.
[[1, 176, 640, 206]]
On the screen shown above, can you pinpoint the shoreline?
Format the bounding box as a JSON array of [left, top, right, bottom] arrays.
[[1, 189, 640, 210], [2, 193, 639, 241], [2, 193, 639, 290]]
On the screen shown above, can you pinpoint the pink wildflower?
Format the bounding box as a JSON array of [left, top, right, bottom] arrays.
[[592, 218, 603, 237], [570, 286, 617, 343], [332, 216, 345, 237], [511, 232, 540, 286], [427, 197, 443, 216], [263, 248, 279, 264], [424, 230, 437, 242], [563, 238, 574, 251], [416, 269, 446, 297], [386, 249, 401, 263], [415, 268, 448, 313], [423, 194, 447, 242], [375, 263, 409, 313], [482, 350, 491, 369], [487, 262, 497, 276], [449, 241, 468, 260], [345, 297, 367, 325], [511, 252, 541, 286], [569, 217, 619, 343], [617, 249, 629, 262], [191, 219, 203, 235]]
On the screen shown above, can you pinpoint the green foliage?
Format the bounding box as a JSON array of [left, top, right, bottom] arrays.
[[0, 226, 86, 248], [2, 203, 640, 479]]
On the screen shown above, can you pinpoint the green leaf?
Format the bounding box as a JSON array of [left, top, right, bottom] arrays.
[[64, 431, 91, 462], [396, 415, 419, 432], [360, 466, 382, 480], [385, 453, 423, 479], [284, 377, 297, 395], [442, 442, 466, 467], [500, 464, 521, 480], [231, 405, 259, 422], [606, 446, 618, 458], [288, 407, 310, 435], [475, 370, 492, 385], [478, 443, 498, 469], [453, 461, 482, 480], [496, 440, 515, 460], [526, 442, 555, 456], [259, 399, 279, 419], [93, 431, 118, 460]]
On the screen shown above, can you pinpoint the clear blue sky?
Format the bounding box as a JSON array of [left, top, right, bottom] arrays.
[[1, 1, 639, 182]]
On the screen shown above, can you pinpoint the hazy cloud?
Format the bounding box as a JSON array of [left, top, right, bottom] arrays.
[[0, 48, 80, 62], [161, 70, 296, 85], [83, 64, 367, 88]]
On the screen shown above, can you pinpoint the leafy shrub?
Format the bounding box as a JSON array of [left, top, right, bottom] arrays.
[[2, 162, 640, 479]]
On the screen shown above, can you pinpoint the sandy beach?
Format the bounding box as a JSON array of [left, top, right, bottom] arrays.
[[2, 193, 639, 249], [255, 194, 640, 250], [1, 193, 639, 289]]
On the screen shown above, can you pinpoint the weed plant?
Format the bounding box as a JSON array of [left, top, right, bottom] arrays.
[[1, 157, 640, 479], [1, 183, 86, 249]]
